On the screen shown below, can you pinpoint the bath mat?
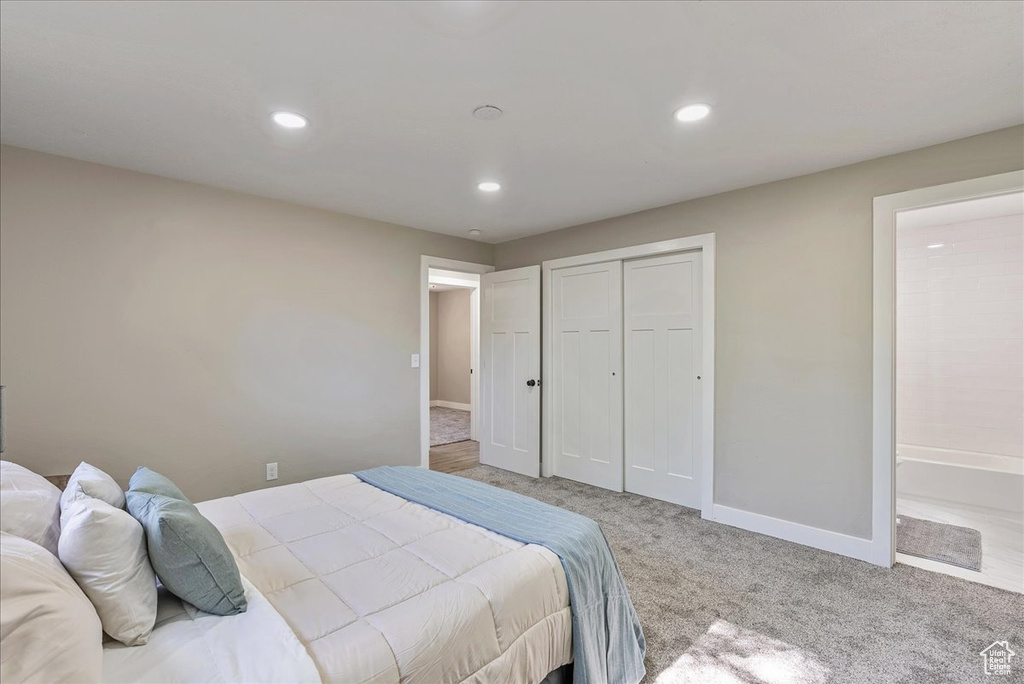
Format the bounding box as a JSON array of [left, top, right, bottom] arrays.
[[897, 515, 982, 571], [430, 406, 470, 446]]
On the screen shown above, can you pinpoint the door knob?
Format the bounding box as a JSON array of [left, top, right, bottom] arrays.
[[526, 379, 537, 387]]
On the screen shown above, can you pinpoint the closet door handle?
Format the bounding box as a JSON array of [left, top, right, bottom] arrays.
[[526, 379, 537, 387]]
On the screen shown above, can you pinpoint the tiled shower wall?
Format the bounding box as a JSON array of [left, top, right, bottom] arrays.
[[896, 211, 1023, 458]]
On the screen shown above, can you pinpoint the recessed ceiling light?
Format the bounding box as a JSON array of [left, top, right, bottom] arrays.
[[477, 181, 501, 192], [468, 229, 482, 237], [927, 243, 945, 249], [674, 103, 711, 123], [272, 111, 308, 129]]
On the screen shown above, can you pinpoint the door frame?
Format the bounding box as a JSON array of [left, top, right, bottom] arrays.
[[870, 170, 1024, 567], [420, 256, 494, 469], [541, 233, 717, 518]]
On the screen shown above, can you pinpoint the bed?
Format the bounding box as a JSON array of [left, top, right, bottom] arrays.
[[2, 459, 644, 684], [103, 473, 576, 684]]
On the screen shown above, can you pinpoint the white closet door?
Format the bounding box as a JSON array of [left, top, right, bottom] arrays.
[[551, 261, 623, 491], [480, 266, 541, 477], [624, 252, 703, 507]]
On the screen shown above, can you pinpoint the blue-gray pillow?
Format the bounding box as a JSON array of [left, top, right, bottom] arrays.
[[126, 476, 246, 616], [129, 466, 190, 502]]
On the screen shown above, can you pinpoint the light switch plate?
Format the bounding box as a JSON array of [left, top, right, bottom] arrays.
[[411, 353, 420, 368], [266, 462, 278, 481]]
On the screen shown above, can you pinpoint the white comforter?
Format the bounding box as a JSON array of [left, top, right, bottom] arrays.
[[102, 577, 321, 683], [108, 474, 573, 684]]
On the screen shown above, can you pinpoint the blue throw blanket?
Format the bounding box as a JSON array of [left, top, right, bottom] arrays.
[[355, 466, 646, 684]]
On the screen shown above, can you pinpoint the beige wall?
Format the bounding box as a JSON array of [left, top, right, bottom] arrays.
[[429, 292, 439, 402], [433, 289, 472, 406], [3, 126, 1022, 536], [0, 145, 493, 501], [495, 125, 1024, 539]]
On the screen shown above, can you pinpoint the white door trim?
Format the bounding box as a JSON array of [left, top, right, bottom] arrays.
[[541, 233, 716, 519], [541, 235, 716, 271], [420, 256, 494, 468], [429, 269, 480, 289], [871, 171, 1024, 568]]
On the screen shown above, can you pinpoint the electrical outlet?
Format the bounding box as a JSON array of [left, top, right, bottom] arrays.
[[266, 462, 278, 481], [411, 353, 420, 368]]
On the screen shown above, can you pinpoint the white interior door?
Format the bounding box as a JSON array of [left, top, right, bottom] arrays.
[[551, 261, 623, 491], [480, 266, 540, 477], [624, 251, 703, 507]]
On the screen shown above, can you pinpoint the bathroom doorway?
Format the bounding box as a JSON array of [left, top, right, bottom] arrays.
[[891, 190, 1023, 592]]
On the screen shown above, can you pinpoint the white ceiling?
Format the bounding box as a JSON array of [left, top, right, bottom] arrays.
[[1, 2, 1021, 243]]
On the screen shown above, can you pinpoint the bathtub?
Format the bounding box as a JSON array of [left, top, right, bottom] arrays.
[[897, 445, 1024, 514]]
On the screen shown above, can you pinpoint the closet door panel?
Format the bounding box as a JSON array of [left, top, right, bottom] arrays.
[[626, 329, 656, 472], [551, 261, 623, 491], [624, 252, 702, 507], [666, 328, 695, 478]]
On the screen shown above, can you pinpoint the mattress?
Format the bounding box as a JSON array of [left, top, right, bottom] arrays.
[[194, 474, 573, 684]]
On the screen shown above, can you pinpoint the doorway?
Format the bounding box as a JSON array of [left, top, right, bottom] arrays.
[[429, 269, 477, 444], [419, 257, 493, 473], [873, 171, 1024, 589]]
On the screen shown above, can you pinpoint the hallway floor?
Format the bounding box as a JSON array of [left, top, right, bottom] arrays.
[[429, 406, 471, 446], [429, 439, 479, 474]]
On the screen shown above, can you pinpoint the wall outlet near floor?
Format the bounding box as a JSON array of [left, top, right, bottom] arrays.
[[266, 462, 279, 481]]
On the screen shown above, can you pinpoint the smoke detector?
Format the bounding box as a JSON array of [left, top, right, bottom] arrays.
[[472, 105, 503, 121]]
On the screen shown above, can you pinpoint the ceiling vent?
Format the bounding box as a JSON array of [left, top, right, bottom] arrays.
[[472, 105, 503, 121]]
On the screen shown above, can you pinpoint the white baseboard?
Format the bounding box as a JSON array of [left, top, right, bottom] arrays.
[[710, 504, 875, 564], [430, 400, 471, 411]]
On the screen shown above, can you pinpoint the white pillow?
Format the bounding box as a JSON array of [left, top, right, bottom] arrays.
[[0, 460, 61, 555], [61, 461, 125, 511], [0, 532, 103, 683], [59, 488, 158, 646]]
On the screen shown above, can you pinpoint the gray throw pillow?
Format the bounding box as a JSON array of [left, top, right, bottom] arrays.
[[129, 467, 190, 502], [126, 473, 246, 616]]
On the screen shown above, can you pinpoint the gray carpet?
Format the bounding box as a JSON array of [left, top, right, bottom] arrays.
[[457, 466, 1024, 684], [430, 406, 470, 446], [897, 515, 983, 572]]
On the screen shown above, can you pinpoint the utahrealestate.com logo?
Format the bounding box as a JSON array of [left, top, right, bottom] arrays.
[[980, 641, 1016, 677]]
